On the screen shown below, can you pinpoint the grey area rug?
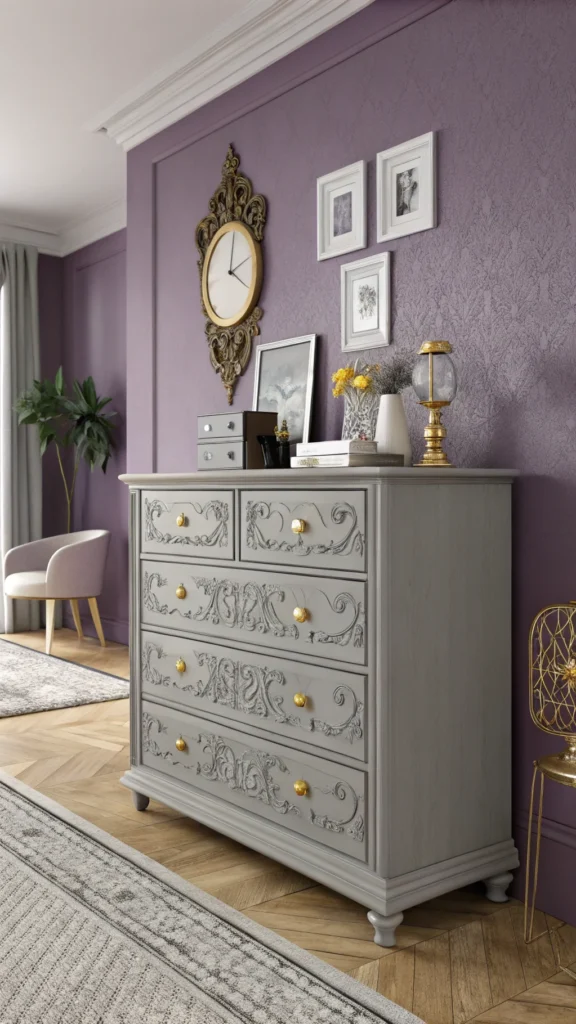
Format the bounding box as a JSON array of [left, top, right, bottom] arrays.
[[0, 772, 423, 1024], [0, 638, 129, 717]]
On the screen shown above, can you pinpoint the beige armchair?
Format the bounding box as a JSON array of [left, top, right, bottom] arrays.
[[4, 530, 110, 654]]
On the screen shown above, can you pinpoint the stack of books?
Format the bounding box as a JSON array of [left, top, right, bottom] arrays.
[[291, 440, 404, 468]]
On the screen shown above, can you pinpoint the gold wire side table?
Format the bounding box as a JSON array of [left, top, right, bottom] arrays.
[[524, 602, 576, 979]]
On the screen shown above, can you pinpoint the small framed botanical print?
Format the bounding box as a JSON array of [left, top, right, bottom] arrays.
[[376, 132, 436, 242], [341, 252, 391, 352], [317, 160, 366, 260]]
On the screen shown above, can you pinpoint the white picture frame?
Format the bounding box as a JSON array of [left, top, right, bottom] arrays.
[[317, 160, 366, 261], [252, 334, 316, 444], [341, 252, 391, 352], [376, 132, 436, 243]]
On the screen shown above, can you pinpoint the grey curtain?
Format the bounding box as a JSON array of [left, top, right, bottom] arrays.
[[0, 243, 42, 632]]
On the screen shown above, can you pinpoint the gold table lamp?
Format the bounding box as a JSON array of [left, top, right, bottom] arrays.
[[412, 341, 457, 467], [524, 601, 576, 978]]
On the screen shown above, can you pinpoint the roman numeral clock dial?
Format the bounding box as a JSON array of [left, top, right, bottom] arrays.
[[196, 145, 266, 404]]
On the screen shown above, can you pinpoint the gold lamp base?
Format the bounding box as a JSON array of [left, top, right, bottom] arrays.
[[415, 403, 453, 467]]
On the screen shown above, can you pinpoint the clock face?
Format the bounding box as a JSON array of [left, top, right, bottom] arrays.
[[202, 221, 262, 328]]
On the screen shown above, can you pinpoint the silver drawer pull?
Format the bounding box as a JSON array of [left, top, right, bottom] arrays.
[[227, 421, 235, 430], [203, 451, 213, 461], [203, 423, 212, 432], [227, 451, 235, 460]]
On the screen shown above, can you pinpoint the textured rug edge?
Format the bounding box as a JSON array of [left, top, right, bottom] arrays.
[[0, 769, 424, 1024], [0, 635, 127, 682], [0, 637, 129, 718]]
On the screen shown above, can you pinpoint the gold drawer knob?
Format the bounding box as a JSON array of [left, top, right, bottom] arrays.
[[293, 779, 309, 797], [175, 584, 187, 600], [175, 736, 187, 752], [293, 607, 309, 623], [175, 659, 186, 674], [291, 518, 307, 534], [176, 513, 187, 528], [293, 692, 307, 708]]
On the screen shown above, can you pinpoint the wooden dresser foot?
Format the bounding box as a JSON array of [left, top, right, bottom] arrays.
[[484, 871, 514, 902], [367, 910, 404, 947]]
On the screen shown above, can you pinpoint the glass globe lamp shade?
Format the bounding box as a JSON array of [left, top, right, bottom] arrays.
[[412, 344, 457, 405]]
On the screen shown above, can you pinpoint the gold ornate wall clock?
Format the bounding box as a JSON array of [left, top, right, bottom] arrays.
[[196, 145, 266, 404]]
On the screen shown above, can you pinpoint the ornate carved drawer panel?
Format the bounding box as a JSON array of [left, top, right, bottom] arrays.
[[141, 490, 233, 558], [141, 631, 367, 760], [141, 700, 367, 861], [141, 561, 367, 666], [240, 489, 366, 572]]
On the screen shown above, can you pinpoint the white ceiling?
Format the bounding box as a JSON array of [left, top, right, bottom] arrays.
[[0, 0, 373, 255]]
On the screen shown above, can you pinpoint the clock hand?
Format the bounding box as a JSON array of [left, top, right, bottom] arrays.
[[228, 232, 235, 273], [230, 269, 249, 288], [231, 254, 251, 273]]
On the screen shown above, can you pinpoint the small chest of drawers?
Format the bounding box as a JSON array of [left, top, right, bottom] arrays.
[[121, 467, 519, 947]]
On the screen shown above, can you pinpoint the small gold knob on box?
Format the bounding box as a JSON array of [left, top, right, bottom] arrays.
[[293, 779, 309, 797], [175, 659, 186, 674], [293, 692, 307, 708], [175, 584, 187, 600], [175, 736, 187, 752], [291, 518, 307, 534], [293, 607, 309, 623], [176, 513, 187, 528]]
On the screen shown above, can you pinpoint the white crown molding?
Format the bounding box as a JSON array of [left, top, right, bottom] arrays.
[[0, 221, 61, 256], [0, 199, 127, 258], [89, 0, 375, 151], [58, 199, 127, 257]]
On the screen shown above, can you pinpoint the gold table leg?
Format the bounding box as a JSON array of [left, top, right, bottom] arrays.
[[523, 761, 576, 981]]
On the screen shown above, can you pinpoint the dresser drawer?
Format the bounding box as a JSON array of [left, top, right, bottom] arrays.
[[140, 631, 366, 760], [142, 490, 233, 558], [240, 489, 366, 572], [141, 700, 367, 861], [198, 441, 244, 470], [141, 561, 366, 666], [198, 413, 243, 439]]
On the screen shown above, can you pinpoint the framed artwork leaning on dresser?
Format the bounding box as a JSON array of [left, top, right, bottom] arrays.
[[252, 334, 316, 445]]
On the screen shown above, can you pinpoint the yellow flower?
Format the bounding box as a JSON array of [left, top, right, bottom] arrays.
[[332, 366, 354, 383], [332, 382, 345, 397], [352, 374, 371, 390]]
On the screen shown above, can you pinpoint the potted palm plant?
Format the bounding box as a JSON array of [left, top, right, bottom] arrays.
[[16, 368, 116, 532]]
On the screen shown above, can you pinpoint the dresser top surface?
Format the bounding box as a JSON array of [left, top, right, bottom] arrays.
[[120, 467, 516, 487]]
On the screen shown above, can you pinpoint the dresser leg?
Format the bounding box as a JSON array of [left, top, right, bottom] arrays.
[[132, 792, 150, 812], [367, 910, 404, 947], [484, 871, 514, 902]]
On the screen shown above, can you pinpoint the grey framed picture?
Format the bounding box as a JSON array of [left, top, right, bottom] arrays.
[[252, 334, 316, 444]]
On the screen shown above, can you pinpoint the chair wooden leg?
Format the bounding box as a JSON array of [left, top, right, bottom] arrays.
[[70, 599, 84, 639], [45, 599, 56, 655], [88, 597, 106, 647]]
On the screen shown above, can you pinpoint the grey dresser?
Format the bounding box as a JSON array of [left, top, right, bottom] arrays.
[[120, 468, 519, 946]]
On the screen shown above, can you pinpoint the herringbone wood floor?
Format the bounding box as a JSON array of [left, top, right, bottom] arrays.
[[2, 628, 576, 1023]]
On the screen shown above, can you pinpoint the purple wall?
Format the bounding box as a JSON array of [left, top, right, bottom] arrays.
[[39, 232, 128, 644], [38, 254, 67, 541], [37, 0, 576, 920]]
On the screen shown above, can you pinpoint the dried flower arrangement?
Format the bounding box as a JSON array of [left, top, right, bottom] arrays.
[[332, 356, 414, 399]]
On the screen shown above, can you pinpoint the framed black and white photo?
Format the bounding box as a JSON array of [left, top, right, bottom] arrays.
[[341, 252, 391, 352], [252, 334, 316, 444], [376, 132, 436, 242], [317, 161, 366, 260]]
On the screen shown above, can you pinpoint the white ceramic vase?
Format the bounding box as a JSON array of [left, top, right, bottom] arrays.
[[374, 393, 412, 466]]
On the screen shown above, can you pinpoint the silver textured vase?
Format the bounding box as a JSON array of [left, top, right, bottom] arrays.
[[341, 391, 380, 441]]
